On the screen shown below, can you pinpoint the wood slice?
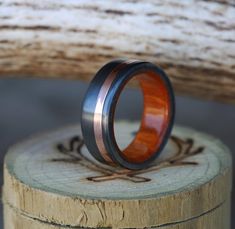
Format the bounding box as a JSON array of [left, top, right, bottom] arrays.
[[3, 200, 231, 229], [0, 0, 235, 103], [3, 121, 232, 228]]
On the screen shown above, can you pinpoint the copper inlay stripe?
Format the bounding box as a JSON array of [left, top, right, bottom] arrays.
[[93, 60, 137, 163]]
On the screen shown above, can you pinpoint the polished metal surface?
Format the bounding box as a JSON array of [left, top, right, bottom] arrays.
[[81, 60, 175, 169]]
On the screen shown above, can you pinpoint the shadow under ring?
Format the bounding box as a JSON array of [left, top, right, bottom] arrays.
[[81, 59, 175, 170]]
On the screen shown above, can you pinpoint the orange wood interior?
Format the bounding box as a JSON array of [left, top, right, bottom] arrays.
[[121, 71, 171, 163]]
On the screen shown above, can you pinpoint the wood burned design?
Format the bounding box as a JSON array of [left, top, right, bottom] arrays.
[[50, 135, 204, 183]]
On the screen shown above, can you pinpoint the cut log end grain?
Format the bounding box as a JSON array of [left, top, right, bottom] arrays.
[[3, 121, 232, 228]]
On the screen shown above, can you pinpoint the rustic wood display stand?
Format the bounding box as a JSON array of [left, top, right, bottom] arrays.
[[3, 122, 232, 229], [1, 0, 234, 228]]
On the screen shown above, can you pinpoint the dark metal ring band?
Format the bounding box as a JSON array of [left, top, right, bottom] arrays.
[[81, 59, 175, 170]]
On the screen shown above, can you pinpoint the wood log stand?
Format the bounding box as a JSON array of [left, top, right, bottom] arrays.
[[3, 121, 232, 228]]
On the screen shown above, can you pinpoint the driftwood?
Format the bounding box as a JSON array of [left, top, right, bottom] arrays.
[[0, 0, 234, 103]]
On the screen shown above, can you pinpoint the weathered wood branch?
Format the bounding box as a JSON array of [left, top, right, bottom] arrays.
[[0, 0, 234, 103]]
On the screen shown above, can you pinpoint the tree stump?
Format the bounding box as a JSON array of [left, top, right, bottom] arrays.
[[3, 121, 232, 228]]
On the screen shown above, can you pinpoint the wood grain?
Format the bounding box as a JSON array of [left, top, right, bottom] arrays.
[[0, 0, 234, 103], [3, 200, 231, 229], [3, 122, 232, 228]]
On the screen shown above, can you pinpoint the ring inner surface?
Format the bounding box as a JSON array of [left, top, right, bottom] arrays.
[[120, 71, 171, 163]]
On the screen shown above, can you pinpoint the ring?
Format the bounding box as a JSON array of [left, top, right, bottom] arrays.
[[81, 59, 175, 169]]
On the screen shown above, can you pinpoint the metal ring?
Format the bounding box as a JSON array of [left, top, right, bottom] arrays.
[[81, 59, 175, 170]]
